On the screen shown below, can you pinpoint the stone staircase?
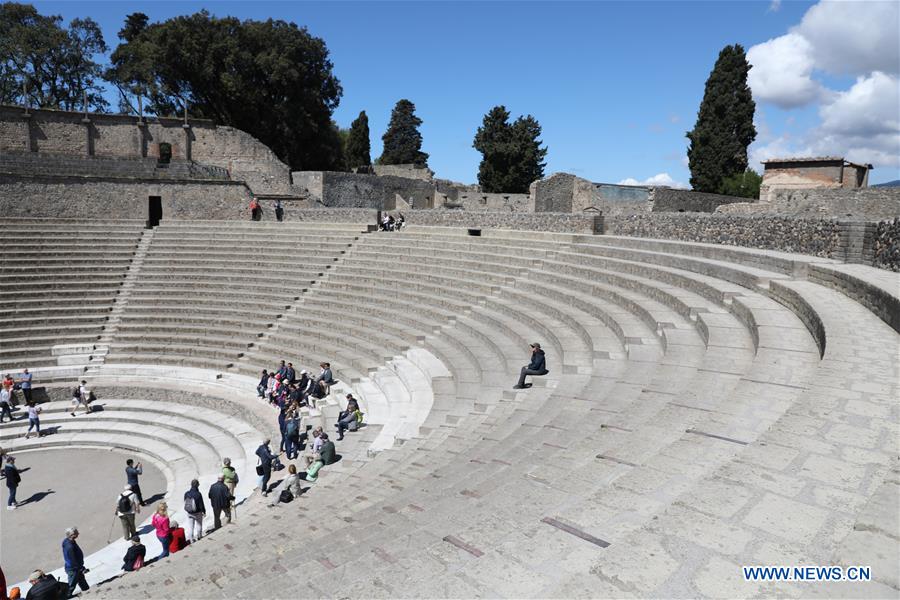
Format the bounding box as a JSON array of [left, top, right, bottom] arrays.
[[2, 220, 897, 598]]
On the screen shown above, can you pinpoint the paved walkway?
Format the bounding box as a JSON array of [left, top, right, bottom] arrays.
[[0, 448, 165, 583]]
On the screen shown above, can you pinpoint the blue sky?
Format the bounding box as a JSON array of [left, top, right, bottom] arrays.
[[33, 1, 899, 185]]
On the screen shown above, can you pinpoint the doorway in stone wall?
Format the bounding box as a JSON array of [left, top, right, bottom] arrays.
[[148, 196, 162, 228]]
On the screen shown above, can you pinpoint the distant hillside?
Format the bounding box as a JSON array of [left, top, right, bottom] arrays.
[[872, 179, 900, 187]]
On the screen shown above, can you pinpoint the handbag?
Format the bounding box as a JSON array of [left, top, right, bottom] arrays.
[[133, 555, 144, 571], [255, 457, 264, 476], [279, 489, 293, 503]]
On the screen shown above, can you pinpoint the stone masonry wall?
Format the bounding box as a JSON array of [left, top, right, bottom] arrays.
[[449, 192, 533, 212], [0, 173, 250, 220], [402, 209, 601, 233], [874, 217, 900, 271], [650, 187, 750, 213], [0, 105, 291, 195], [297, 171, 436, 209], [606, 213, 845, 259]]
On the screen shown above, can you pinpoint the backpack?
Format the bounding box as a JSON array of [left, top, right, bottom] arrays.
[[184, 494, 197, 514], [72, 386, 81, 399], [117, 493, 132, 513], [286, 419, 298, 437], [279, 489, 293, 503]]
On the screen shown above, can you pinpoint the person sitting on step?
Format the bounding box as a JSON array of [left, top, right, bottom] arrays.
[[122, 535, 146, 572], [313, 362, 335, 399], [335, 395, 363, 441], [513, 343, 549, 390]]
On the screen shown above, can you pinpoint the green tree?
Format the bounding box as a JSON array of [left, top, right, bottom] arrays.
[[719, 168, 762, 199], [379, 99, 428, 166], [473, 105, 547, 193], [106, 10, 343, 170], [0, 2, 108, 111], [345, 110, 371, 170], [686, 44, 757, 193]]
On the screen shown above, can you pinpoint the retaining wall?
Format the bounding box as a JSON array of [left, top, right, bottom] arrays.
[[0, 104, 291, 194]]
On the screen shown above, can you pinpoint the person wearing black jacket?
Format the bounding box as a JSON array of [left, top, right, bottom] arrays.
[[121, 536, 146, 572], [183, 479, 206, 543], [513, 343, 549, 389], [208, 476, 233, 531], [25, 570, 60, 600]]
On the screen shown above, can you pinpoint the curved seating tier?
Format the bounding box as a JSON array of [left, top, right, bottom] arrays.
[[4, 220, 897, 598]]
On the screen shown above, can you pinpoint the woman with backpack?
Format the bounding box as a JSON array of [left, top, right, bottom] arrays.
[[183, 479, 206, 543], [268, 464, 302, 507]]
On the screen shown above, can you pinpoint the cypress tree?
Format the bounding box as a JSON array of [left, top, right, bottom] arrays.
[[686, 44, 757, 193], [473, 105, 547, 193], [345, 110, 371, 169], [379, 99, 428, 166]]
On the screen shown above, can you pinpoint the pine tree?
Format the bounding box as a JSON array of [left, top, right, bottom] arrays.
[[686, 44, 757, 193], [379, 99, 428, 166], [473, 105, 547, 193], [345, 110, 371, 170]]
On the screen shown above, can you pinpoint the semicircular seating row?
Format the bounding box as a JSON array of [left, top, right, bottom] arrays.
[[4, 219, 898, 598]]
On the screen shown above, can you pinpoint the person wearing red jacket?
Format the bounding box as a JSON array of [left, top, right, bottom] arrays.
[[168, 521, 188, 554]]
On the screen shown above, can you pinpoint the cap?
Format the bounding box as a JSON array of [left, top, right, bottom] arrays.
[[124, 484, 132, 491], [530, 342, 541, 349]]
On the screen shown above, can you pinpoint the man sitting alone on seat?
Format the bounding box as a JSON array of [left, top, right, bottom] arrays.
[[513, 343, 549, 389], [314, 363, 335, 399]]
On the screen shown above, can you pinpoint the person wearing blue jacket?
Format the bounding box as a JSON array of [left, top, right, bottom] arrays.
[[255, 440, 278, 496], [62, 526, 89, 596], [513, 343, 549, 389]]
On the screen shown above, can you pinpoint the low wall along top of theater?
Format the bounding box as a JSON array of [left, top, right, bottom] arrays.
[[0, 105, 291, 194]]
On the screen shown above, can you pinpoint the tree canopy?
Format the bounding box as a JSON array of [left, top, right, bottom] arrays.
[[686, 44, 757, 193], [106, 10, 344, 170], [719, 169, 762, 199], [0, 2, 108, 111], [473, 105, 547, 193], [345, 110, 371, 170], [379, 99, 428, 166]]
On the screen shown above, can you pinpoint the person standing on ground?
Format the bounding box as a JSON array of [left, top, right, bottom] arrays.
[[208, 475, 233, 531], [249, 196, 261, 221], [0, 385, 13, 423], [4, 456, 20, 510], [70, 381, 90, 417], [62, 527, 89, 597], [513, 342, 549, 390], [125, 459, 144, 506], [24, 402, 41, 439], [116, 484, 140, 541], [16, 370, 32, 404], [221, 458, 239, 497], [255, 439, 277, 496], [274, 199, 284, 222], [183, 479, 206, 544], [151, 503, 171, 560]]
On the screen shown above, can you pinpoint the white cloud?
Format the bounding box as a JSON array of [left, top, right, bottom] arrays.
[[768, 0, 781, 13], [617, 173, 688, 188], [747, 33, 823, 108], [749, 72, 900, 170], [797, 1, 899, 76]]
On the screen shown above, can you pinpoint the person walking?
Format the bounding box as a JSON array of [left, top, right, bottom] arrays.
[[255, 439, 277, 496], [125, 459, 144, 506], [513, 343, 549, 389], [0, 385, 13, 423], [249, 196, 262, 221], [221, 458, 239, 497], [24, 402, 41, 439], [151, 503, 171, 560], [16, 370, 32, 404], [62, 527, 90, 597], [4, 456, 20, 510], [274, 199, 284, 222], [115, 484, 140, 541], [208, 476, 233, 531], [183, 479, 206, 544]]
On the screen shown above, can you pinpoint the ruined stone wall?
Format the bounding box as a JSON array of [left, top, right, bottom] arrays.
[[291, 171, 436, 209], [606, 213, 845, 259], [650, 187, 750, 213], [0, 105, 291, 194], [874, 217, 900, 272], [533, 173, 576, 212], [449, 192, 533, 212], [402, 209, 601, 233], [720, 187, 900, 221], [371, 164, 434, 181], [0, 173, 250, 220]]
